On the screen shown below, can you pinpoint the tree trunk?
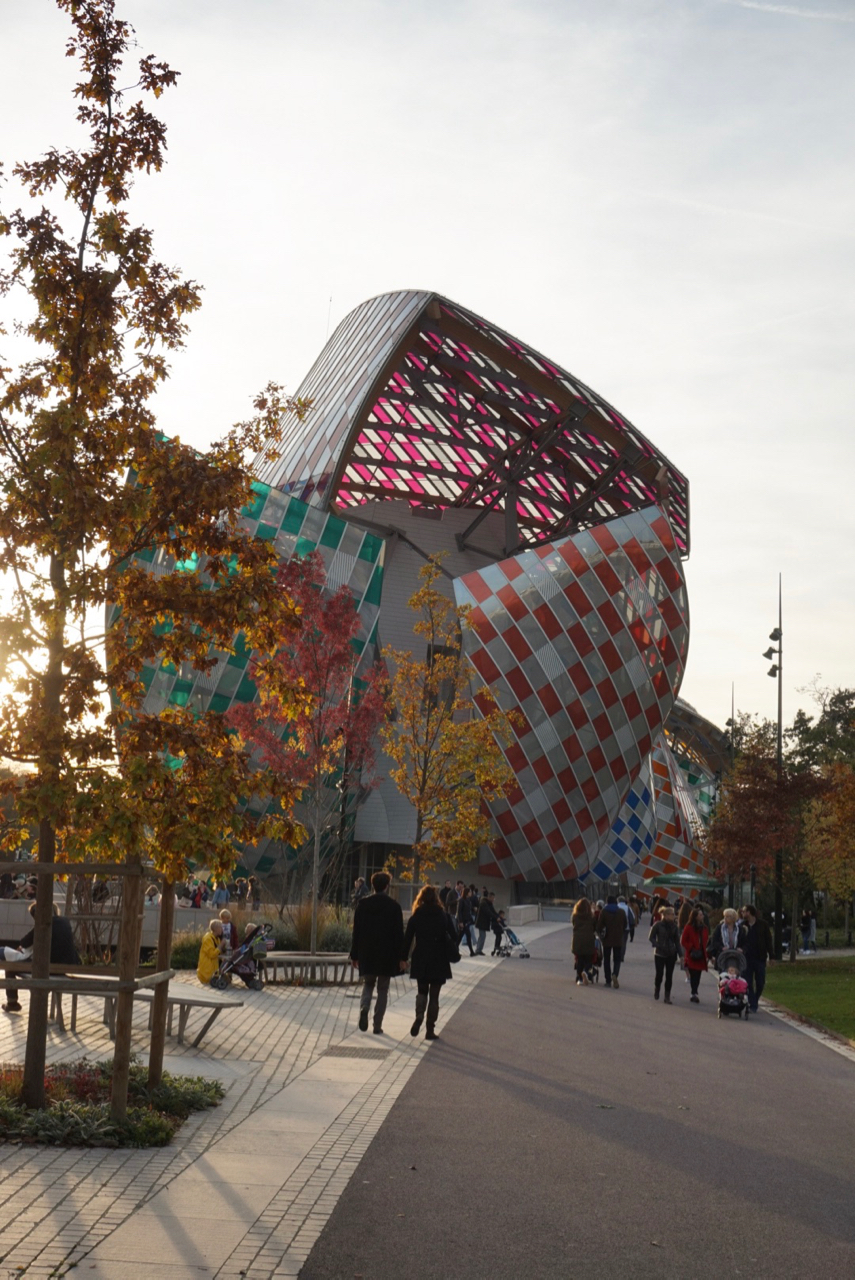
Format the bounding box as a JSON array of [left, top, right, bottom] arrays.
[[111, 862, 143, 1121], [789, 889, 799, 962], [147, 879, 175, 1090], [22, 575, 66, 1111], [310, 818, 322, 956], [21, 817, 56, 1109], [411, 811, 423, 893]]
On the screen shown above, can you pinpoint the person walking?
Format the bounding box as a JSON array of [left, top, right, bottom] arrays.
[[571, 898, 596, 985], [403, 884, 458, 1040], [350, 871, 405, 1034], [211, 880, 230, 909], [474, 891, 498, 956], [248, 876, 261, 912], [743, 904, 775, 1012], [618, 894, 635, 961], [708, 908, 746, 965], [681, 906, 710, 1003], [649, 905, 680, 1003], [597, 895, 626, 988], [456, 887, 476, 957], [351, 877, 370, 909]]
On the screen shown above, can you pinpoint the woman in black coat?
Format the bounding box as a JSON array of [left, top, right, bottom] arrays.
[[456, 888, 476, 957], [403, 884, 457, 1040]]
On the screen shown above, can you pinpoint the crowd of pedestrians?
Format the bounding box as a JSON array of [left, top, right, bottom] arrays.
[[351, 876, 781, 1039], [571, 893, 776, 1012]]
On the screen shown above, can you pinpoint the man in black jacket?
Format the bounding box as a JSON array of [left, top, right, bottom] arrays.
[[350, 872, 405, 1034], [3, 903, 80, 1013], [743, 904, 775, 1012], [474, 892, 498, 956]]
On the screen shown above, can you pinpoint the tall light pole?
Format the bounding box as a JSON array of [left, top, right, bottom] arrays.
[[762, 573, 784, 960]]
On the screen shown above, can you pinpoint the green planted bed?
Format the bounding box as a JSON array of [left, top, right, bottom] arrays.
[[0, 1057, 224, 1147]]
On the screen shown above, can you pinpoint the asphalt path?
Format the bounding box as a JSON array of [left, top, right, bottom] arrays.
[[301, 926, 855, 1280]]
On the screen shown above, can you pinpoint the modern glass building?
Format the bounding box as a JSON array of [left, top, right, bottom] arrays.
[[119, 289, 723, 890], [246, 289, 717, 888]]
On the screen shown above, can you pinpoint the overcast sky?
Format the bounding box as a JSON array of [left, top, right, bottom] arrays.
[[2, 0, 853, 735]]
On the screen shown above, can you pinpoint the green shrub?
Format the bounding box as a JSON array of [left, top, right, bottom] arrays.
[[321, 921, 353, 952]]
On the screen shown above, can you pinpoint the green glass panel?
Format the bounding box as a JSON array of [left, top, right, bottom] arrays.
[[234, 674, 257, 704], [281, 503, 305, 536], [227, 633, 251, 667], [255, 522, 277, 541], [139, 666, 156, 691], [358, 533, 383, 562], [319, 521, 342, 550], [242, 483, 270, 521], [208, 693, 232, 714], [136, 547, 155, 563], [363, 564, 383, 607], [170, 690, 189, 707], [295, 536, 316, 557]]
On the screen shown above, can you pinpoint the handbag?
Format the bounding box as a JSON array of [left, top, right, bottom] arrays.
[[445, 918, 461, 964], [689, 948, 704, 962]]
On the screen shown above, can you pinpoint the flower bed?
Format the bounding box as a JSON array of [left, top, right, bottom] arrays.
[[0, 1058, 224, 1147]]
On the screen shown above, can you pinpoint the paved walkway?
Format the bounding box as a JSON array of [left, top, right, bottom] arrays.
[[0, 923, 565, 1279], [302, 928, 855, 1280]]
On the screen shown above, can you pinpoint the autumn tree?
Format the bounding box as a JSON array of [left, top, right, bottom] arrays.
[[0, 0, 304, 1109], [228, 552, 386, 952], [707, 720, 826, 956], [382, 557, 516, 884]]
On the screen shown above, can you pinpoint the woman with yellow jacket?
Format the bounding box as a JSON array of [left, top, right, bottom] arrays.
[[197, 919, 224, 986]]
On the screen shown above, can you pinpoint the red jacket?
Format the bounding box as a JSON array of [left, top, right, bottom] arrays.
[[681, 923, 709, 971]]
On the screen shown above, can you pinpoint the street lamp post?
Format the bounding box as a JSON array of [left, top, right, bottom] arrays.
[[762, 574, 784, 961]]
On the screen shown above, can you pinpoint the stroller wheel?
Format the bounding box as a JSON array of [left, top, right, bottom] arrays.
[[250, 978, 263, 991], [210, 976, 225, 990]]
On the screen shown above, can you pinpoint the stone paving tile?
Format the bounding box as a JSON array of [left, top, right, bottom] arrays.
[[0, 925, 563, 1278]]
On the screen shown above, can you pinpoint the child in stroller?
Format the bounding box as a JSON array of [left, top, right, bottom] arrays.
[[494, 918, 531, 959], [211, 922, 272, 991], [716, 947, 750, 1019]]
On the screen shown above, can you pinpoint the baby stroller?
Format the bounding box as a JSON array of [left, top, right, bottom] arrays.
[[495, 925, 530, 959], [211, 922, 272, 991], [715, 947, 749, 1020]]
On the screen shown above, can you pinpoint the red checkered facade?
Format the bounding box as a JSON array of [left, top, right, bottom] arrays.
[[454, 506, 689, 881]]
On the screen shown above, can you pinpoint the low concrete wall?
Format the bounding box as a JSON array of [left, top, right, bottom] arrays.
[[507, 905, 540, 926], [540, 906, 572, 923]]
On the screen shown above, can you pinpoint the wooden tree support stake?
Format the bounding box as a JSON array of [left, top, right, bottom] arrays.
[[148, 880, 175, 1089]]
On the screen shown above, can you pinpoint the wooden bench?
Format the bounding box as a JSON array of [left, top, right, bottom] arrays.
[[100, 988, 243, 1047], [259, 951, 358, 985]]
